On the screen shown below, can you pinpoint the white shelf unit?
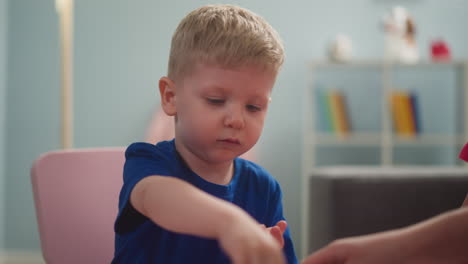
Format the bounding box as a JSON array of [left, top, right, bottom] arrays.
[[300, 60, 468, 257]]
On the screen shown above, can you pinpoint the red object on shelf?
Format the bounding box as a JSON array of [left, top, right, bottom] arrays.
[[431, 39, 451, 62], [460, 142, 468, 162]]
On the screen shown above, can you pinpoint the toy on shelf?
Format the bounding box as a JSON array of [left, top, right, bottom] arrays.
[[431, 39, 451, 62], [328, 34, 353, 63], [381, 6, 419, 64]]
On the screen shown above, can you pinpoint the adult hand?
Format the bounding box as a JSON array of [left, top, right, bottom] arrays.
[[301, 230, 406, 264]]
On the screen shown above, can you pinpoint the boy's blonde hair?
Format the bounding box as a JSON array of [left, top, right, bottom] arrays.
[[168, 4, 284, 81]]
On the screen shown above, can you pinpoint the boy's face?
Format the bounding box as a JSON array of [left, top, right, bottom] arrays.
[[171, 63, 276, 164]]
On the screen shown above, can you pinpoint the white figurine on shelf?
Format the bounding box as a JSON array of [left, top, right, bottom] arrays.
[[382, 6, 419, 64], [328, 34, 353, 63]]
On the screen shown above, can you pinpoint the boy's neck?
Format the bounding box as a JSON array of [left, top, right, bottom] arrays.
[[191, 161, 234, 186], [174, 143, 234, 185]]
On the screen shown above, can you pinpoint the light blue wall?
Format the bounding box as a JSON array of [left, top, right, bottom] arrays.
[[0, 0, 7, 250], [4, 0, 468, 257], [5, 0, 60, 249]]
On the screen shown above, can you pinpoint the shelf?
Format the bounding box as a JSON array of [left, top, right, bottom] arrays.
[[302, 61, 468, 257], [310, 133, 465, 146], [306, 61, 468, 159], [392, 134, 463, 146], [310, 60, 468, 69], [310, 132, 381, 145]]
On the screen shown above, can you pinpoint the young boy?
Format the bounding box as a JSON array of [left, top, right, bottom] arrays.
[[112, 4, 297, 264]]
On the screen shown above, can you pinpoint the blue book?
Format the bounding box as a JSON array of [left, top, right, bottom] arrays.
[[410, 92, 421, 134]]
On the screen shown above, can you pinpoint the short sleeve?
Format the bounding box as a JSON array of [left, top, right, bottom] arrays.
[[114, 142, 174, 233]]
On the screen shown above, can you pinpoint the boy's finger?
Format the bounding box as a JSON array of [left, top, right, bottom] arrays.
[[276, 220, 288, 233], [270, 226, 284, 247]]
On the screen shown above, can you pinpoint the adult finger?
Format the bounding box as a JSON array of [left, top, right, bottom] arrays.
[[301, 246, 342, 264]]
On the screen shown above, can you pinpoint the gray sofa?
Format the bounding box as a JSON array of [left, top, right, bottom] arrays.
[[308, 166, 468, 253]]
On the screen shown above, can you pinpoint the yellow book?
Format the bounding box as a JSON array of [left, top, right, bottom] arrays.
[[336, 91, 350, 134], [390, 92, 404, 135], [400, 92, 416, 136], [390, 91, 415, 137]]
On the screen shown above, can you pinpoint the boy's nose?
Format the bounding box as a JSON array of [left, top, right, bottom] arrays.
[[224, 107, 245, 129]]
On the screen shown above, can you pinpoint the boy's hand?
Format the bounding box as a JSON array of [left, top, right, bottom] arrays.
[[218, 210, 286, 264], [261, 220, 288, 248]]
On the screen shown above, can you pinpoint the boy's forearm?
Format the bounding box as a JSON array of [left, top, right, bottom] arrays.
[[130, 176, 251, 239], [402, 207, 468, 263]]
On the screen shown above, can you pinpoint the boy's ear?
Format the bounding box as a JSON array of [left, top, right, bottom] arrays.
[[159, 77, 177, 116]]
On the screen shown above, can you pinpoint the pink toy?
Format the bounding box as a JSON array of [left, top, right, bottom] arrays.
[[145, 107, 176, 144], [460, 142, 468, 162], [431, 39, 451, 62]]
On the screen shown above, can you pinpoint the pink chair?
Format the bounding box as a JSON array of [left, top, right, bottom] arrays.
[[31, 147, 125, 263]]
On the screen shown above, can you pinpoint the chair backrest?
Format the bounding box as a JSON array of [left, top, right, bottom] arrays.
[[31, 147, 125, 264]]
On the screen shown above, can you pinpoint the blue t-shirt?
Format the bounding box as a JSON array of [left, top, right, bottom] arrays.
[[113, 140, 297, 263]]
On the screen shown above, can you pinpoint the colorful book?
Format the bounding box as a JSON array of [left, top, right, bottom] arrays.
[[328, 90, 350, 136], [400, 91, 416, 135], [340, 92, 352, 132], [409, 92, 420, 134], [390, 92, 400, 134], [315, 89, 332, 132]]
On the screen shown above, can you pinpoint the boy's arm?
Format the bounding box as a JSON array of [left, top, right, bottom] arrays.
[[130, 175, 286, 264], [131, 175, 238, 238]]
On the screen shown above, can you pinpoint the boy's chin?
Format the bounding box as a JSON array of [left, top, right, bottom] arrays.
[[206, 151, 243, 163], [210, 154, 238, 162]]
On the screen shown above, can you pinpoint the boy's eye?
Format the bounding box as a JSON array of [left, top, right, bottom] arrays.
[[206, 98, 225, 105], [246, 104, 262, 112]]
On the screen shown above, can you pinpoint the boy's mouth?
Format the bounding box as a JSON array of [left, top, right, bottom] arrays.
[[218, 138, 240, 145]]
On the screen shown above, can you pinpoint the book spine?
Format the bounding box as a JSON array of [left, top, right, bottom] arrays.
[[390, 92, 403, 135], [329, 90, 350, 136], [400, 91, 416, 136], [316, 89, 332, 132], [409, 92, 420, 134], [327, 91, 338, 133], [341, 92, 352, 132], [335, 91, 350, 134], [390, 91, 417, 137]]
